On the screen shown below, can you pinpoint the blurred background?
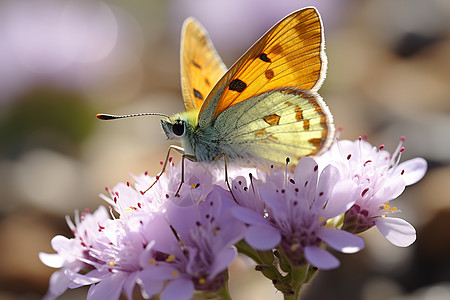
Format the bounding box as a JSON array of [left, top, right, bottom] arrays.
[[0, 0, 449, 299]]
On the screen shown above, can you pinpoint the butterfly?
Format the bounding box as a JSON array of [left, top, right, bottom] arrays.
[[97, 7, 335, 195]]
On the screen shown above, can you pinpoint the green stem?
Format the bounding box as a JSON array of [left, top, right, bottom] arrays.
[[235, 240, 263, 264]]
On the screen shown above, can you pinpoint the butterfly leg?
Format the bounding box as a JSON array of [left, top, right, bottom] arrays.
[[214, 153, 238, 203], [174, 154, 197, 197], [143, 145, 186, 194]]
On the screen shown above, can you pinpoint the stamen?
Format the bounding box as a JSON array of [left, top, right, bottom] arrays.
[[291, 241, 300, 251], [284, 158, 290, 189], [249, 173, 255, 193], [381, 202, 398, 212], [390, 143, 405, 174], [165, 254, 175, 262], [358, 136, 363, 161], [335, 137, 347, 164], [336, 126, 343, 139], [361, 188, 369, 197]]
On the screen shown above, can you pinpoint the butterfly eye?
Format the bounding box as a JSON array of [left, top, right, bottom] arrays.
[[172, 122, 185, 136]]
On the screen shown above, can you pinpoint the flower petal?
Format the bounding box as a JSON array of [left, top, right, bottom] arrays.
[[395, 157, 427, 186], [138, 270, 165, 298], [86, 272, 127, 300], [161, 278, 195, 300], [39, 252, 66, 268], [123, 272, 139, 300], [231, 207, 267, 226], [315, 164, 340, 209], [374, 176, 405, 202], [322, 179, 358, 219], [375, 217, 416, 247], [209, 247, 237, 279], [259, 183, 285, 213], [318, 227, 364, 253], [244, 224, 281, 250], [50, 235, 72, 253], [304, 246, 340, 270], [42, 270, 71, 300], [66, 269, 102, 286]]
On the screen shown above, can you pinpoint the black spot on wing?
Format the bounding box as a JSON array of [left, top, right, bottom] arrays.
[[228, 79, 247, 92], [193, 88, 204, 100], [259, 53, 271, 63], [191, 60, 201, 69]]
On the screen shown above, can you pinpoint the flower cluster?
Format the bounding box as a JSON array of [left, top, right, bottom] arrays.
[[316, 137, 427, 246], [40, 137, 427, 300]]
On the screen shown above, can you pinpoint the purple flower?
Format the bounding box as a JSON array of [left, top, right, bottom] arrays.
[[147, 186, 245, 300], [316, 137, 427, 247], [232, 157, 364, 270], [40, 204, 183, 300], [41, 161, 245, 300]]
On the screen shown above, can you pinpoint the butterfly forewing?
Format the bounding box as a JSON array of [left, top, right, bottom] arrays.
[[198, 7, 326, 125], [180, 18, 227, 111]]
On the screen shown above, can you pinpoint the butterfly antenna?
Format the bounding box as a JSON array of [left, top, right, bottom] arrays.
[[96, 112, 171, 121]]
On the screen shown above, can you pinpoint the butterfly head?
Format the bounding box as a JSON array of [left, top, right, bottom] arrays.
[[161, 117, 186, 140], [160, 110, 198, 140]]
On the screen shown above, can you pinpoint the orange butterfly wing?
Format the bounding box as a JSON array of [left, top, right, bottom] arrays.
[[180, 18, 228, 112], [198, 7, 326, 125]]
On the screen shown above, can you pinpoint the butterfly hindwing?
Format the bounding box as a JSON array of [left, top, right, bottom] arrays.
[[198, 7, 327, 126], [212, 88, 334, 166], [180, 18, 227, 111]]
